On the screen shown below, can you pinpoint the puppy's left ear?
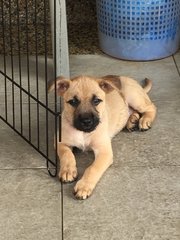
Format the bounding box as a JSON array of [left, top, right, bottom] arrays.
[[48, 76, 70, 96], [98, 75, 121, 93]]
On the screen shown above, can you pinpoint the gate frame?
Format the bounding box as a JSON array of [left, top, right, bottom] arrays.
[[0, 0, 70, 177]]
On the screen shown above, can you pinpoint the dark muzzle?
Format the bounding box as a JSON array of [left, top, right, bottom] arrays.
[[74, 112, 100, 132]]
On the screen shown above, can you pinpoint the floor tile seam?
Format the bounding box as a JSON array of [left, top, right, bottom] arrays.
[[61, 183, 64, 240], [153, 99, 180, 103], [173, 55, 180, 77], [0, 165, 178, 171], [152, 97, 180, 105], [112, 165, 180, 170], [0, 167, 47, 171]]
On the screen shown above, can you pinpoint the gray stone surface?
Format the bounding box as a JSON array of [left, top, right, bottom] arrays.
[[0, 121, 46, 169], [63, 167, 180, 240], [70, 54, 180, 101], [0, 169, 62, 240], [0, 53, 180, 239]]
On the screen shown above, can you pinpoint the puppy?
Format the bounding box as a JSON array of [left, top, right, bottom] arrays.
[[48, 75, 156, 200]]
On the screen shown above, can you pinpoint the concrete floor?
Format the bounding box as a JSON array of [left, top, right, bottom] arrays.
[[0, 53, 180, 239]]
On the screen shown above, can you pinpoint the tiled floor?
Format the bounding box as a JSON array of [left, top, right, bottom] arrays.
[[0, 53, 180, 240]]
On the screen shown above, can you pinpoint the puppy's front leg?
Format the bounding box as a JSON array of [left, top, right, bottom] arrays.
[[74, 141, 113, 200], [58, 143, 78, 183]]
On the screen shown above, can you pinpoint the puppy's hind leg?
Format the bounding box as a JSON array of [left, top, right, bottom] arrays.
[[126, 110, 141, 132], [128, 98, 156, 131], [138, 79, 157, 131], [130, 98, 156, 131], [121, 78, 157, 131], [138, 104, 156, 131]]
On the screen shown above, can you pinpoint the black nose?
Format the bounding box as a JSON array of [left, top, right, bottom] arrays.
[[74, 113, 99, 132], [80, 116, 93, 127]]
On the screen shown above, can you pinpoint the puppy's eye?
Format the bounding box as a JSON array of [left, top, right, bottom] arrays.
[[67, 97, 80, 107], [92, 96, 102, 106]]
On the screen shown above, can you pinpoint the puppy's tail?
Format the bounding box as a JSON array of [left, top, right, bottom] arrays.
[[143, 78, 152, 93]]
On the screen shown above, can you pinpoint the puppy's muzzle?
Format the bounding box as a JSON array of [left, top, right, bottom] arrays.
[[74, 112, 100, 132]]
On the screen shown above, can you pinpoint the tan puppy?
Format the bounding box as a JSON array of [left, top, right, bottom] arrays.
[[48, 75, 156, 200]]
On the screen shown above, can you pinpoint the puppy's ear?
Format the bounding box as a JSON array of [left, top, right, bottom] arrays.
[[98, 75, 121, 93], [48, 76, 70, 96]]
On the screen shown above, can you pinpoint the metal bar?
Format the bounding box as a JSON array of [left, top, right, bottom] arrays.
[[54, 0, 58, 178], [9, 0, 15, 127], [16, 0, 23, 134], [1, 0, 7, 121], [49, 0, 70, 77], [44, 0, 49, 162], [34, 0, 40, 149], [25, 0, 31, 141], [46, 0, 58, 177]]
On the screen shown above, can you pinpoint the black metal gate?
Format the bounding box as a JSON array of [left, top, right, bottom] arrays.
[[0, 0, 69, 177]]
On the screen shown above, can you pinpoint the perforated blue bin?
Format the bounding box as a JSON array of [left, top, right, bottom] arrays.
[[96, 0, 180, 60]]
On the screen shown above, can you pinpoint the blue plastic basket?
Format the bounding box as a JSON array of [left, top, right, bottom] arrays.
[[96, 0, 180, 60]]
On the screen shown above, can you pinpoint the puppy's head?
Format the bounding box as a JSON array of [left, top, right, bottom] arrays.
[[48, 75, 121, 133]]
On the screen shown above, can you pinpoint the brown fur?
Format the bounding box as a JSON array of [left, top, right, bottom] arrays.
[[48, 75, 157, 199]]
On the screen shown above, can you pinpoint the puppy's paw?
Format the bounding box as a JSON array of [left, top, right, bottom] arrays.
[[126, 112, 140, 132], [74, 180, 94, 200], [59, 166, 78, 183], [139, 116, 152, 131]]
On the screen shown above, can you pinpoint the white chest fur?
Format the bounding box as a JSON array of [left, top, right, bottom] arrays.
[[61, 122, 92, 151]]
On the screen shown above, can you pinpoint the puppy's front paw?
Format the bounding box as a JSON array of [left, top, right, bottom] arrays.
[[74, 180, 94, 200], [59, 166, 78, 183]]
